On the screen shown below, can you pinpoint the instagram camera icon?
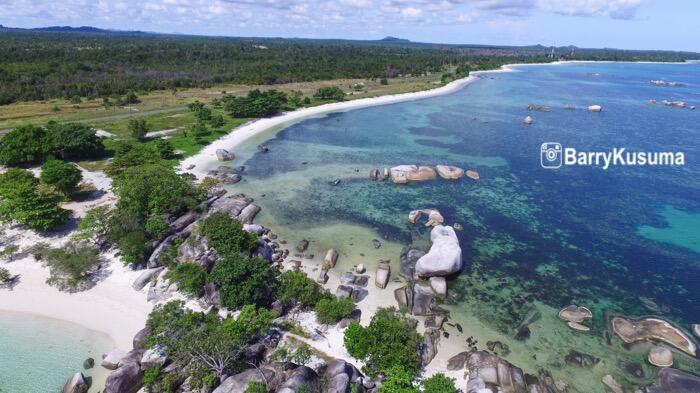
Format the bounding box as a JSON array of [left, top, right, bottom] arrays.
[[541, 142, 563, 169]]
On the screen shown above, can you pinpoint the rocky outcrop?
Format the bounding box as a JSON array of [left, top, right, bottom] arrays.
[[101, 349, 128, 370], [693, 324, 700, 338], [429, 276, 446, 299], [644, 367, 700, 393], [436, 165, 464, 180], [132, 327, 151, 349], [465, 170, 480, 180], [602, 374, 623, 393], [465, 351, 527, 393], [421, 329, 440, 366], [326, 359, 364, 393], [323, 249, 338, 270], [214, 369, 274, 393], [209, 194, 253, 217], [523, 116, 534, 125], [648, 346, 673, 367], [132, 267, 165, 291], [612, 317, 697, 356], [374, 262, 390, 289], [63, 372, 88, 393], [277, 365, 319, 393], [216, 149, 234, 161], [588, 104, 602, 112], [105, 362, 143, 393], [399, 248, 425, 279], [239, 204, 261, 224], [414, 225, 462, 278], [447, 352, 468, 370], [140, 346, 168, 370], [412, 283, 436, 316], [390, 165, 437, 184]]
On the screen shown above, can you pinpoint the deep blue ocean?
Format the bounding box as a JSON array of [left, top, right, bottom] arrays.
[[232, 62, 700, 391]]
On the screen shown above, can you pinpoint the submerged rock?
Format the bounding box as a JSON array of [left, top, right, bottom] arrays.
[[602, 374, 623, 393], [587, 104, 603, 112], [648, 346, 673, 368], [523, 115, 534, 125], [567, 321, 590, 332], [558, 305, 592, 323], [414, 225, 462, 278], [693, 324, 700, 338], [612, 316, 697, 356], [322, 248, 338, 270], [296, 239, 309, 252], [644, 367, 700, 393], [565, 350, 600, 368]]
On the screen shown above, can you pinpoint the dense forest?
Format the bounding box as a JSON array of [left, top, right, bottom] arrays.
[[1, 28, 699, 104]]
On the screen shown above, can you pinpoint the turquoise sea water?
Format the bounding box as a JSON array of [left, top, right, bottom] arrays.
[[226, 62, 700, 391], [0, 311, 113, 393]]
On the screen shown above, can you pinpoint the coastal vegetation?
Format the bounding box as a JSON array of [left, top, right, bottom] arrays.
[[39, 159, 82, 196], [344, 307, 422, 377], [29, 241, 101, 291], [0, 168, 70, 231]]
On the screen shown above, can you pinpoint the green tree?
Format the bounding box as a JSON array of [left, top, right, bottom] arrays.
[[278, 270, 330, 308], [314, 297, 355, 324], [379, 366, 419, 393], [210, 113, 225, 128], [40, 159, 82, 196], [187, 100, 205, 112], [314, 86, 345, 101], [45, 122, 104, 160], [166, 263, 207, 297], [105, 142, 168, 178], [74, 205, 112, 246], [128, 118, 150, 140], [125, 91, 140, 105], [0, 266, 13, 283], [198, 212, 259, 257], [421, 373, 456, 393], [154, 139, 176, 159], [0, 168, 70, 231], [208, 254, 279, 309], [343, 307, 421, 377], [0, 125, 50, 166]]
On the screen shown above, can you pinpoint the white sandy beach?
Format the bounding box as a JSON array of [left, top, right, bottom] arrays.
[[0, 168, 151, 350]]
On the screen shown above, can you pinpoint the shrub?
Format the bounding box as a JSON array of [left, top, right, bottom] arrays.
[[154, 139, 176, 159], [278, 270, 330, 308], [128, 118, 150, 139], [145, 214, 170, 239], [105, 142, 169, 177], [245, 381, 267, 393], [167, 263, 207, 297], [40, 159, 83, 196], [0, 244, 19, 261], [208, 254, 279, 309], [210, 113, 225, 128], [343, 307, 421, 376], [315, 297, 355, 324], [0, 267, 13, 283], [40, 242, 101, 292], [198, 212, 258, 257], [223, 89, 287, 118], [421, 373, 456, 393], [314, 86, 345, 101]]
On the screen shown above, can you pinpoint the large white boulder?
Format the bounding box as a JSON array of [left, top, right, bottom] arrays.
[[415, 225, 462, 277], [390, 165, 436, 183]]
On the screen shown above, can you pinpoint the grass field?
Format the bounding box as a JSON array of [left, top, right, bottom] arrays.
[[0, 73, 447, 131]]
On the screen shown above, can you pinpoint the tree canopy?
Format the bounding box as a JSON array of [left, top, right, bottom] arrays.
[[0, 168, 70, 231], [40, 159, 82, 196]]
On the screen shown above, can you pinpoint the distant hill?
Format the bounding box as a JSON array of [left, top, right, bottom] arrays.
[[378, 36, 411, 43], [0, 24, 153, 35]]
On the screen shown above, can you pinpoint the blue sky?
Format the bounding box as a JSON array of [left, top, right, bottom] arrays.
[[2, 0, 699, 52]]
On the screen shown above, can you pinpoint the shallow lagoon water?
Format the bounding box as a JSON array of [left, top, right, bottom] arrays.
[[227, 62, 700, 391], [0, 311, 113, 392]]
